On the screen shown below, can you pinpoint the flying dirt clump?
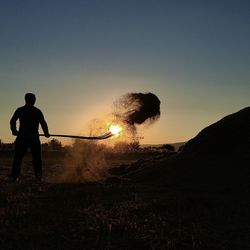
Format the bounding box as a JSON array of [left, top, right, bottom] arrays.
[[113, 92, 161, 125], [112, 92, 160, 141]]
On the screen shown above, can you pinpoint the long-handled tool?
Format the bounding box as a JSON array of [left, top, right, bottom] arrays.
[[39, 132, 113, 140], [39, 124, 122, 140]]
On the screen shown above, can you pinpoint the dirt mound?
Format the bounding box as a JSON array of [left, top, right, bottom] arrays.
[[122, 107, 250, 188], [181, 107, 250, 155]]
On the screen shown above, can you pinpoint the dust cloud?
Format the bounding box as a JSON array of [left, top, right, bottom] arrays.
[[59, 140, 108, 182], [58, 92, 161, 183]]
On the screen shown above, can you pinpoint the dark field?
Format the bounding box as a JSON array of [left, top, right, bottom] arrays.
[[0, 150, 250, 250]]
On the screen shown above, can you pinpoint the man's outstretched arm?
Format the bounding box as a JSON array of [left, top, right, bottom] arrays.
[[40, 112, 50, 138]]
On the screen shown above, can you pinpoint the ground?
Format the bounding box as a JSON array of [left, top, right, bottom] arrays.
[[0, 150, 250, 250]]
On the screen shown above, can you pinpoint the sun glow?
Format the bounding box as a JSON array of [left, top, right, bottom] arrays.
[[109, 125, 122, 136]]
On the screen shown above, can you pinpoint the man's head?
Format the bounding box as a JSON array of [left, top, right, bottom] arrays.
[[25, 93, 36, 106]]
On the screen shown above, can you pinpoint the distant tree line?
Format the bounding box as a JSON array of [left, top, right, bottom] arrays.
[[0, 138, 64, 152], [0, 138, 178, 155]]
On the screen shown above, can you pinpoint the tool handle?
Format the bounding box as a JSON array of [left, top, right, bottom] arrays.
[[39, 133, 113, 140]]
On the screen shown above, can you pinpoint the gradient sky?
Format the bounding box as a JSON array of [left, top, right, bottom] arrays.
[[1, 0, 250, 144]]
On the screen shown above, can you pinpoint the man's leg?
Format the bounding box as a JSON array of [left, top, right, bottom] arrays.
[[11, 137, 28, 179], [30, 137, 42, 179]]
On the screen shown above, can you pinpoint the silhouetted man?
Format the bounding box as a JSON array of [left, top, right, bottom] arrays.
[[10, 93, 50, 181]]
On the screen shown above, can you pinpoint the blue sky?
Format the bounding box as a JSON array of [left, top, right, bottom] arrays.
[[1, 0, 250, 144]]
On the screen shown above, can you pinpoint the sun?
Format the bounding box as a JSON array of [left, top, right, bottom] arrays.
[[109, 124, 122, 136]]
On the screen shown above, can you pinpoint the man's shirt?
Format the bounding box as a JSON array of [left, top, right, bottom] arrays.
[[10, 105, 49, 137]]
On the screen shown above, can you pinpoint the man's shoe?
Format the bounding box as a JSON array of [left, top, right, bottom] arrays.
[[10, 177, 19, 182], [36, 176, 44, 183]]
